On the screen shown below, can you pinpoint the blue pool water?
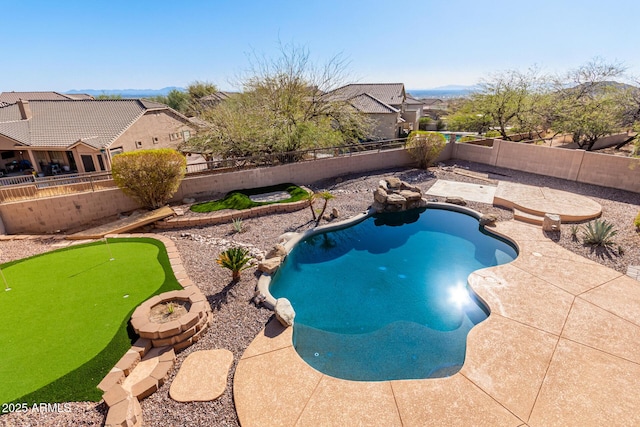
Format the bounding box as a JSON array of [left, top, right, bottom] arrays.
[[269, 207, 517, 381]]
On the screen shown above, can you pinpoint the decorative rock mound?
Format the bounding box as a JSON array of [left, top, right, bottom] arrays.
[[372, 177, 427, 213]]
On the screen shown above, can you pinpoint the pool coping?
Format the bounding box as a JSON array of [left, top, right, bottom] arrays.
[[237, 218, 640, 426]]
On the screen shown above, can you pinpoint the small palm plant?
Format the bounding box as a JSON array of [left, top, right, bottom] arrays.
[[315, 191, 335, 226], [216, 247, 252, 281], [305, 191, 317, 221], [582, 219, 618, 247]]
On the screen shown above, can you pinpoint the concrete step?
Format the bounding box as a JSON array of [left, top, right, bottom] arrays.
[[513, 208, 544, 226]]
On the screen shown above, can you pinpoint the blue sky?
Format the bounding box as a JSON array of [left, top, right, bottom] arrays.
[[2, 0, 639, 92]]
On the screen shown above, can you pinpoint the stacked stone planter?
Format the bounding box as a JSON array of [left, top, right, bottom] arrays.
[[130, 287, 213, 352]]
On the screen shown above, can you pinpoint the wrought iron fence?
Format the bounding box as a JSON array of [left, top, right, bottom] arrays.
[[0, 139, 408, 203]]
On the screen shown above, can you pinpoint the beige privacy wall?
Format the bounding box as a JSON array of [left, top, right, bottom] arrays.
[[453, 139, 640, 193], [0, 149, 416, 234]]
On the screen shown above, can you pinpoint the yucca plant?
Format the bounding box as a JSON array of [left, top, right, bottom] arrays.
[[582, 219, 618, 247], [232, 217, 244, 233], [570, 224, 579, 241], [216, 247, 252, 281]]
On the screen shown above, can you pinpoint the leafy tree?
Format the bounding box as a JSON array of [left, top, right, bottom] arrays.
[[406, 131, 446, 168], [181, 44, 372, 161], [549, 59, 627, 151], [149, 82, 218, 116], [111, 149, 186, 209], [447, 68, 547, 139]]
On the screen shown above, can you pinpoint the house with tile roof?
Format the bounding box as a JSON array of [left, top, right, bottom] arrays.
[[0, 91, 94, 103], [325, 83, 424, 139], [0, 98, 195, 175]]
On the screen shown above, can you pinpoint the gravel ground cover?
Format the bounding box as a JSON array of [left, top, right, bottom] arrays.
[[1, 161, 638, 427]]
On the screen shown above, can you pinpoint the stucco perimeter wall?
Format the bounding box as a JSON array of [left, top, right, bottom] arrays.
[[453, 139, 640, 193], [172, 148, 417, 201], [0, 188, 141, 234], [0, 149, 417, 234]]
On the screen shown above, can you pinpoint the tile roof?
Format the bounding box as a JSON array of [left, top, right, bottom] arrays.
[[326, 83, 406, 106], [0, 91, 93, 103], [348, 93, 400, 114], [404, 95, 424, 105], [0, 99, 160, 149]]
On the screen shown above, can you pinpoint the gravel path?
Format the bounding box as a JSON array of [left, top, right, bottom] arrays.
[[1, 161, 638, 427]]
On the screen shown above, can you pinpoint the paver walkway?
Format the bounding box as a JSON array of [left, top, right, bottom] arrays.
[[234, 219, 640, 426]]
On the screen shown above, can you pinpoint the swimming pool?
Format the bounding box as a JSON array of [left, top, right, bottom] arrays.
[[269, 206, 517, 381]]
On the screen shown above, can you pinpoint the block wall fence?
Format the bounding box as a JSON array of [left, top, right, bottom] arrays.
[[0, 140, 637, 234]]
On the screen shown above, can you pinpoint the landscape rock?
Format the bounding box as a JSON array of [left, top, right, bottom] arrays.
[[542, 213, 561, 231], [266, 244, 287, 259], [385, 177, 402, 189], [331, 208, 339, 218], [275, 298, 295, 327], [374, 187, 388, 204], [445, 196, 467, 206], [258, 257, 282, 274], [182, 198, 195, 204], [479, 213, 498, 226], [399, 190, 422, 201], [386, 193, 407, 205]]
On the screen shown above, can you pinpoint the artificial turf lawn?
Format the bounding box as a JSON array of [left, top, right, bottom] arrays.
[[190, 183, 307, 213], [0, 238, 182, 405]]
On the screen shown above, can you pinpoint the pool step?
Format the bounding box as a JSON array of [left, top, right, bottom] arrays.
[[513, 208, 545, 226]]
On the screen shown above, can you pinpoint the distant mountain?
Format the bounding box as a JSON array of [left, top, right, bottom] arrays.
[[65, 87, 185, 98]]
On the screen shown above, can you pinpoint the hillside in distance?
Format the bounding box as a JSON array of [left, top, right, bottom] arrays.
[[65, 87, 184, 98]]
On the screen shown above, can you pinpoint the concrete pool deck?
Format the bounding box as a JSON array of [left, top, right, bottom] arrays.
[[233, 218, 640, 426]]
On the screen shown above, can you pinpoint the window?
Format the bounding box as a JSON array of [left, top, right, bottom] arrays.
[[182, 130, 191, 141], [110, 147, 124, 157], [135, 141, 143, 148], [169, 132, 181, 141], [153, 136, 159, 144], [97, 154, 105, 171]]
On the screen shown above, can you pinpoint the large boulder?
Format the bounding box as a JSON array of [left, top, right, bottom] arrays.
[[373, 187, 388, 204], [445, 196, 467, 206], [385, 177, 402, 189], [275, 298, 295, 327]]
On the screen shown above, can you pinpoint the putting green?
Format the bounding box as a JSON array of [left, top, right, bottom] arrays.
[[0, 238, 182, 405]]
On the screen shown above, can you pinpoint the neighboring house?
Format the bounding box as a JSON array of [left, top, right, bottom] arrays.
[[0, 99, 195, 175], [421, 98, 448, 119], [198, 91, 238, 108], [0, 91, 94, 103], [325, 83, 423, 139]]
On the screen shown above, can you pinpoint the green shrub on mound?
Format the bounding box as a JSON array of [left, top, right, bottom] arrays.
[[190, 183, 307, 213]]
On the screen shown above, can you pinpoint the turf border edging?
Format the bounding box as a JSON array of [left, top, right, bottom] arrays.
[[156, 186, 312, 229]]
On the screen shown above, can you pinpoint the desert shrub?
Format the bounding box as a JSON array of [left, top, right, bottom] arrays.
[[634, 211, 640, 229], [418, 117, 432, 131], [484, 130, 501, 138], [435, 119, 445, 131], [406, 131, 447, 169], [111, 149, 186, 209], [582, 219, 618, 247]]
